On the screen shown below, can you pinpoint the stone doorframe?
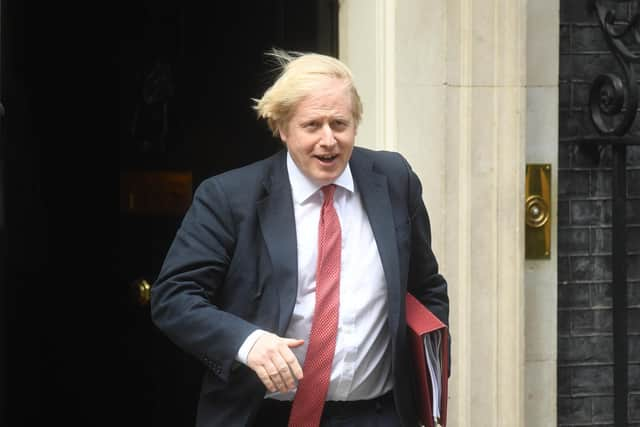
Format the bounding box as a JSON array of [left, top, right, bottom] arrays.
[[339, 0, 558, 425]]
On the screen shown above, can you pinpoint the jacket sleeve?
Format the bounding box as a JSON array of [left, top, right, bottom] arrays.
[[403, 158, 451, 376], [404, 162, 449, 325], [150, 177, 257, 383]]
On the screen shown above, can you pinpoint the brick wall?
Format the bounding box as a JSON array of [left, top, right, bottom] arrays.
[[559, 1, 640, 425]]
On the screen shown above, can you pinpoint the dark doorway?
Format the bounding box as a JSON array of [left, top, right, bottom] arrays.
[[118, 2, 339, 426], [2, 1, 337, 426]]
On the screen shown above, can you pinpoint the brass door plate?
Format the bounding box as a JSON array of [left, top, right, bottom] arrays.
[[525, 164, 551, 259]]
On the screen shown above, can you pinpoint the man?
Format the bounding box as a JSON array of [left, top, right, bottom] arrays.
[[150, 50, 449, 427]]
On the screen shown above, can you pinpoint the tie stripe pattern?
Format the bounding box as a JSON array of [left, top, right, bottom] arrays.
[[288, 184, 341, 427]]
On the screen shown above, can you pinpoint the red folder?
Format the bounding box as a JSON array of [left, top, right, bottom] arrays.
[[406, 293, 449, 427]]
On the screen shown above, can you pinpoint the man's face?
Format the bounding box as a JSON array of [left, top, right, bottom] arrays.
[[279, 78, 356, 185]]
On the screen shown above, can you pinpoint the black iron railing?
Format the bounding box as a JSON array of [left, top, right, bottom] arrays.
[[561, 1, 640, 424]]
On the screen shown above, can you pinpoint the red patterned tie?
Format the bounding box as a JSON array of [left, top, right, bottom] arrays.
[[288, 184, 341, 427]]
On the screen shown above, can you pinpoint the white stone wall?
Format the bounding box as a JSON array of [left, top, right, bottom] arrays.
[[340, 0, 559, 425]]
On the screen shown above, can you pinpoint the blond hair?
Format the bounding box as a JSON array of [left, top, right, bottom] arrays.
[[253, 49, 363, 136]]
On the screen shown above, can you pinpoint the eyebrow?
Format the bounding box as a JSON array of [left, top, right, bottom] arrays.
[[297, 113, 352, 122]]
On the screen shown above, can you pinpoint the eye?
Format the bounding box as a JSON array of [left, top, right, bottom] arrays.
[[303, 121, 320, 130], [331, 120, 349, 131]]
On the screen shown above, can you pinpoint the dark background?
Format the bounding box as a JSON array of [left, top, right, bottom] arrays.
[[1, 1, 337, 425]]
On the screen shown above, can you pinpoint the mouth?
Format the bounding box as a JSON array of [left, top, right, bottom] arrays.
[[314, 154, 339, 164]]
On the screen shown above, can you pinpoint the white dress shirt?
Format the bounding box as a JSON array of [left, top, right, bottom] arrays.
[[237, 152, 393, 401]]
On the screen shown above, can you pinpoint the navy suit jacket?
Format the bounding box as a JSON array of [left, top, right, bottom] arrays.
[[150, 147, 449, 427]]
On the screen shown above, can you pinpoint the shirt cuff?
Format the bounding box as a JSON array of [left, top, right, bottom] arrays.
[[236, 329, 267, 365]]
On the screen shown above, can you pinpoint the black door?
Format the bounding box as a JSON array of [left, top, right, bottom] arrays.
[[2, 1, 337, 426], [117, 2, 338, 426]]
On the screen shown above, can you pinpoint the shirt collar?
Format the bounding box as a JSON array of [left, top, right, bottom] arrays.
[[286, 151, 354, 205]]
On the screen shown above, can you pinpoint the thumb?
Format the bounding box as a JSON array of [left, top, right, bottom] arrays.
[[284, 338, 305, 348]]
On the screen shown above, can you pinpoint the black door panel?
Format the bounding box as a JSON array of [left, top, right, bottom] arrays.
[[2, 1, 337, 426]]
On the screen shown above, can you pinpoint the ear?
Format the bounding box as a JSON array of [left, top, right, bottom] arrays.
[[278, 126, 288, 144]]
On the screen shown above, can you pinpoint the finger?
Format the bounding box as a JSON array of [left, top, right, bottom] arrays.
[[264, 361, 287, 392], [284, 338, 305, 348], [278, 345, 303, 381], [272, 353, 296, 390], [256, 366, 277, 393]]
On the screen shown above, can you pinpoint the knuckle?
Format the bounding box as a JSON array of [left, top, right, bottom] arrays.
[[251, 355, 266, 366]]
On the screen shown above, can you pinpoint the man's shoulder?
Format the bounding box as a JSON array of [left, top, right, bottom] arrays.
[[351, 147, 422, 200], [204, 150, 284, 184], [195, 149, 285, 200], [352, 146, 410, 175]]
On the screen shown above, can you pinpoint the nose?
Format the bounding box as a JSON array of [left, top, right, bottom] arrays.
[[319, 123, 337, 146]]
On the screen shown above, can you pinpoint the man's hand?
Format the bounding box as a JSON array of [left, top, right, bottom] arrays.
[[247, 332, 304, 393]]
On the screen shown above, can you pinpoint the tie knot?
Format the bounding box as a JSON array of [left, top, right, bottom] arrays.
[[321, 184, 337, 203]]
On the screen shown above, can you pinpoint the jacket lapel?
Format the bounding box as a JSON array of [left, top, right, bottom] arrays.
[[349, 149, 402, 336], [256, 149, 402, 337], [256, 151, 299, 335]]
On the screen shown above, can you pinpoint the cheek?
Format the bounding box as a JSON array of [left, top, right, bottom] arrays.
[[288, 135, 313, 159], [297, 135, 317, 151], [338, 133, 356, 148]]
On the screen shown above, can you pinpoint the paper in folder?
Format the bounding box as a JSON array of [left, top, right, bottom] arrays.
[[406, 293, 449, 427]]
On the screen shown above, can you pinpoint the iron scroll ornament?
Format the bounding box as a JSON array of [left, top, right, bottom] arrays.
[[590, 0, 640, 136]]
